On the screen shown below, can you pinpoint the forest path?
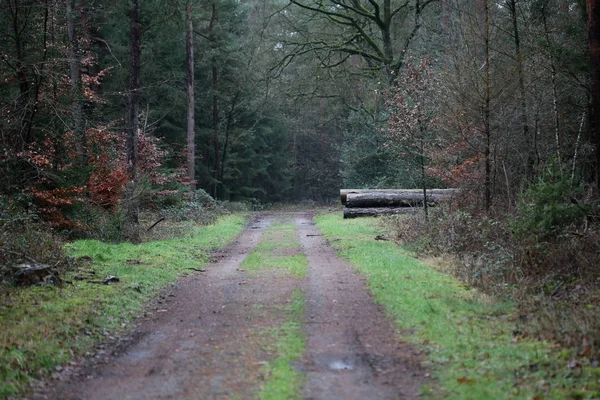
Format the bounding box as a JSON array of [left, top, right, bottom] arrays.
[[43, 212, 426, 400]]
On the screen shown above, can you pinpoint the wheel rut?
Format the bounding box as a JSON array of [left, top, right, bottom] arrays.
[[296, 213, 426, 400]]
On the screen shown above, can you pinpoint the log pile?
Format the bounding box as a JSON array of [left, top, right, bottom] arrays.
[[340, 189, 458, 219]]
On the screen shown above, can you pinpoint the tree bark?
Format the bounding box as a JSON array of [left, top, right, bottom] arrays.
[[186, 0, 195, 191], [343, 207, 420, 219], [587, 0, 600, 186]]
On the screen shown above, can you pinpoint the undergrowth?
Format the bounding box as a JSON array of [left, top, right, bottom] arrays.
[[0, 215, 245, 398], [316, 213, 600, 399], [389, 200, 600, 364]]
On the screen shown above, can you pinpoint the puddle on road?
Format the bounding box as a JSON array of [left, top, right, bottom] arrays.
[[124, 350, 152, 362], [328, 359, 354, 371], [313, 354, 358, 372], [248, 217, 272, 230]]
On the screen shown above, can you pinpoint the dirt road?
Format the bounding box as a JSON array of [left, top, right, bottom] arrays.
[[42, 212, 427, 400]]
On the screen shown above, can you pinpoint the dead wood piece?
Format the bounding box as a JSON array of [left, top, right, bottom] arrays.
[[146, 217, 166, 233], [340, 188, 459, 205], [13, 263, 61, 286], [101, 275, 120, 284], [345, 192, 446, 208], [343, 207, 420, 219]]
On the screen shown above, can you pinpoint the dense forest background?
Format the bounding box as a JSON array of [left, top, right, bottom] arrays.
[[1, 0, 598, 238]]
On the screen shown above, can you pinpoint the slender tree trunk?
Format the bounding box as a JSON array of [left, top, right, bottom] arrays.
[[542, 5, 561, 162], [66, 0, 85, 164], [508, 0, 532, 178], [219, 91, 241, 189], [125, 0, 142, 241], [209, 2, 220, 199], [421, 136, 429, 221], [186, 0, 195, 191], [484, 0, 492, 211], [587, 0, 600, 186], [392, 0, 422, 80], [8, 0, 33, 145]]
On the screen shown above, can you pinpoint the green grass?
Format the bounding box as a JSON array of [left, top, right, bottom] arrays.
[[315, 213, 600, 399], [258, 289, 306, 400], [241, 223, 307, 278], [0, 215, 245, 399]]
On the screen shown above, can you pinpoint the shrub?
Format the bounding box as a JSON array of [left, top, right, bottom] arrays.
[[0, 196, 68, 284], [513, 163, 591, 240]]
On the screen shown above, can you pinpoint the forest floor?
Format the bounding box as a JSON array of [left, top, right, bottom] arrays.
[[33, 212, 427, 400]]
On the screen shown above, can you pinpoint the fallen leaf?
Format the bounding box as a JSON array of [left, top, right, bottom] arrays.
[[580, 347, 591, 358], [457, 377, 475, 384]]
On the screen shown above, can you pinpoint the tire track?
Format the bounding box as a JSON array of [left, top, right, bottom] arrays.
[[296, 213, 426, 400]]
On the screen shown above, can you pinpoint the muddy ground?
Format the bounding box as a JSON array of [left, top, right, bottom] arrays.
[[35, 212, 428, 400]]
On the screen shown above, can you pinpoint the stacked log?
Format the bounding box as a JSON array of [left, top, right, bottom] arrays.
[[341, 189, 458, 219]]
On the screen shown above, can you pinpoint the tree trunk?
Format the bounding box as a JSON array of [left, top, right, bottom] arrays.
[[125, 0, 142, 242], [343, 207, 420, 219], [587, 0, 600, 186], [8, 0, 33, 145], [541, 5, 561, 161], [66, 0, 85, 165], [186, 0, 195, 191], [340, 188, 458, 204], [508, 0, 532, 178], [345, 192, 446, 208], [209, 2, 220, 199], [483, 0, 492, 211], [218, 91, 241, 190]]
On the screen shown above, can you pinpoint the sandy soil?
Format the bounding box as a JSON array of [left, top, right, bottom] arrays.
[[35, 212, 428, 400]]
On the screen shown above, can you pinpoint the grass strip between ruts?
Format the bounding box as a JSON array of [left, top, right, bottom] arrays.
[[257, 289, 306, 400], [0, 215, 246, 399], [241, 222, 308, 278], [315, 213, 600, 399]]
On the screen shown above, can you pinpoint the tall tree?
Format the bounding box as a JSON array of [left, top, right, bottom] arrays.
[[125, 0, 142, 241], [588, 0, 600, 185], [506, 0, 533, 177], [209, 1, 220, 198], [483, 0, 492, 210], [186, 0, 195, 191], [66, 0, 85, 164]]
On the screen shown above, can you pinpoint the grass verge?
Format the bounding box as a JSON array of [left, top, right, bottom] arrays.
[[315, 213, 600, 399], [258, 289, 306, 400], [0, 215, 246, 398]]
